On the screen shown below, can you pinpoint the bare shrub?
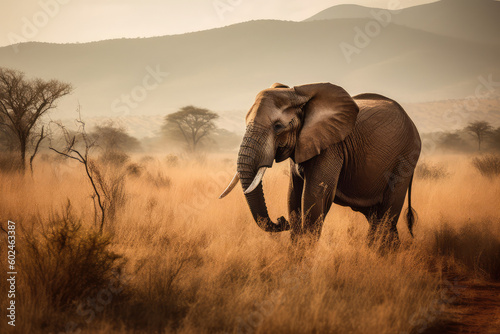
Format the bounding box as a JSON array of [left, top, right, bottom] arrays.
[[20, 202, 123, 309], [416, 162, 449, 179], [472, 154, 500, 177], [50, 115, 129, 230], [90, 161, 127, 223]]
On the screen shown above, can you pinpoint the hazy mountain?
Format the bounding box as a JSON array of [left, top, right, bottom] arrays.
[[306, 0, 500, 46], [404, 98, 500, 133], [305, 4, 380, 21], [0, 0, 499, 137]]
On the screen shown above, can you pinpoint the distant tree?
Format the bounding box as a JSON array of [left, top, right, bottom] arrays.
[[90, 121, 141, 153], [162, 106, 219, 151], [0, 67, 72, 172], [465, 121, 493, 151], [490, 127, 500, 151], [439, 132, 466, 152]]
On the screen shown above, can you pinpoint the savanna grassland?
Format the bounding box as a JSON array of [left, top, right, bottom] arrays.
[[1, 153, 499, 334]]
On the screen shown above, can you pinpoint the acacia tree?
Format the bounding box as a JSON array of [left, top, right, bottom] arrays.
[[465, 121, 492, 151], [0, 67, 72, 172], [90, 121, 141, 153], [162, 105, 219, 151], [439, 132, 466, 152]]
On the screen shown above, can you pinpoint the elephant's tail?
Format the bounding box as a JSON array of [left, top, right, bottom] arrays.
[[405, 174, 417, 237]]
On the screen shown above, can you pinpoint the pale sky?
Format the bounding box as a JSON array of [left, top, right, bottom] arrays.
[[1, 0, 439, 47]]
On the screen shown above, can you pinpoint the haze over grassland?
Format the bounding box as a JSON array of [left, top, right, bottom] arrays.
[[0, 0, 499, 138]]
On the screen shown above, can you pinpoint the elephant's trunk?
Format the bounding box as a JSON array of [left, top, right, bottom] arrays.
[[237, 124, 290, 233]]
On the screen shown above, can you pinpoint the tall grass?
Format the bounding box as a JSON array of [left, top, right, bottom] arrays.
[[415, 161, 449, 179], [0, 154, 498, 333]]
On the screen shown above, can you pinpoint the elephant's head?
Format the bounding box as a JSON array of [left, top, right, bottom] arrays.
[[220, 83, 359, 233]]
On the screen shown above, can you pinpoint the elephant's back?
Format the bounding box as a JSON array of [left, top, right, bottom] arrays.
[[352, 93, 420, 144], [353, 93, 407, 122], [334, 93, 420, 203], [347, 93, 421, 180]]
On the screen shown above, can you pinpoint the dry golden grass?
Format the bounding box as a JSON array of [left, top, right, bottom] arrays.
[[0, 153, 499, 333]]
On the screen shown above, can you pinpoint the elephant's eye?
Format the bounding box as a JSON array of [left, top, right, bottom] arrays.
[[273, 122, 285, 133]]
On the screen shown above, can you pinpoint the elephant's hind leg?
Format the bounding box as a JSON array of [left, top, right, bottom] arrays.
[[364, 177, 411, 250], [366, 210, 401, 250]]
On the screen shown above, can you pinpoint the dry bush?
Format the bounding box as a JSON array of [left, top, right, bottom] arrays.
[[20, 203, 123, 310], [416, 161, 449, 179], [99, 150, 130, 167], [116, 237, 205, 330], [5, 203, 126, 333], [125, 162, 143, 177], [89, 161, 127, 224], [472, 154, 500, 177], [431, 221, 500, 280]]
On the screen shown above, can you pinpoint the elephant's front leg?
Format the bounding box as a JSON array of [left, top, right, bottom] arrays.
[[300, 153, 343, 243], [288, 163, 304, 244]]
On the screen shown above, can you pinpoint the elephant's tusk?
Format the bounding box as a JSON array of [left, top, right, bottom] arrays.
[[244, 167, 267, 195], [218, 172, 240, 199]]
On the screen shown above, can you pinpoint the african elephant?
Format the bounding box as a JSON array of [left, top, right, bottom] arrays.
[[220, 83, 421, 246]]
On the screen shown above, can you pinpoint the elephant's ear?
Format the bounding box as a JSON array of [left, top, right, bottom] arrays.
[[270, 83, 289, 89], [294, 83, 359, 163]]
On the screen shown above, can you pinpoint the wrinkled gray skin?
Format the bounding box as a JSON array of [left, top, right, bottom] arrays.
[[225, 82, 421, 246]]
